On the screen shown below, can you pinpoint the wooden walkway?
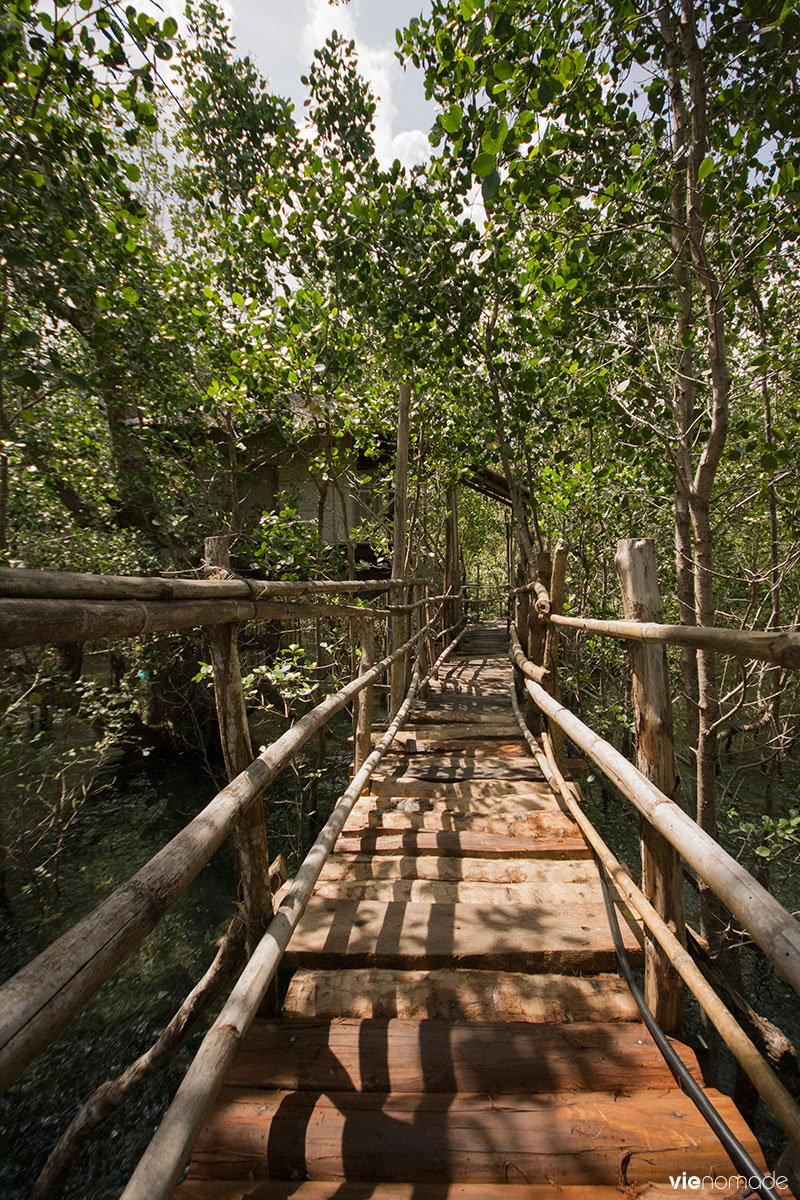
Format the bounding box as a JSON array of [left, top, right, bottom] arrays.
[[176, 622, 766, 1200]]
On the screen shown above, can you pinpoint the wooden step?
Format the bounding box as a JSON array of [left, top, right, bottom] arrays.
[[383, 737, 530, 755], [226, 1018, 702, 1093], [408, 706, 514, 723], [286, 899, 642, 972], [368, 785, 560, 812], [373, 755, 549, 781], [342, 801, 577, 840], [283, 968, 644, 1022], [377, 722, 523, 740], [368, 778, 574, 799], [187, 1088, 763, 1185], [319, 854, 599, 885], [174, 1181, 743, 1199], [333, 831, 591, 860], [312, 877, 604, 903], [406, 709, 517, 725]]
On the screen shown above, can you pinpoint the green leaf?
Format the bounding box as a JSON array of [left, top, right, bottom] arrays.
[[163, 16, 178, 37], [122, 286, 138, 303], [481, 168, 501, 202], [493, 61, 514, 82], [698, 156, 716, 181], [473, 152, 496, 179], [124, 162, 141, 182], [9, 369, 41, 388], [460, 0, 476, 16], [441, 104, 462, 134], [231, 293, 245, 307]]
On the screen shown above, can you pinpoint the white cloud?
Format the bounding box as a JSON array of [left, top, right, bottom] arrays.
[[390, 128, 431, 168], [300, 0, 430, 168]]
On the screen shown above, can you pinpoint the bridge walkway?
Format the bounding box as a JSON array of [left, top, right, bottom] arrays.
[[175, 621, 765, 1200]]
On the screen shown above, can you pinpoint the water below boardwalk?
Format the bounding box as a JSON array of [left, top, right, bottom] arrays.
[[2, 728, 798, 1194], [0, 734, 351, 1200]]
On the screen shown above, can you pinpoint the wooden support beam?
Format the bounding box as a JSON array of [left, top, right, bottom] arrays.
[[444, 485, 461, 628], [354, 615, 375, 773], [550, 612, 800, 669], [543, 541, 568, 774], [615, 538, 685, 1034], [204, 538, 273, 962], [524, 551, 551, 734], [0, 567, 417, 601], [0, 597, 383, 649], [390, 383, 411, 718]]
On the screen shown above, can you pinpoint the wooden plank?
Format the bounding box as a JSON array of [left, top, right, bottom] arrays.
[[370, 769, 587, 794], [372, 755, 560, 780], [345, 811, 579, 838], [382, 738, 530, 755], [187, 1088, 764, 1184], [408, 707, 514, 724], [341, 800, 578, 839], [333, 831, 591, 860], [174, 1181, 741, 1199], [311, 877, 602, 903], [226, 1018, 702, 1092], [318, 854, 599, 885], [369, 786, 561, 813], [282, 968, 640, 1022], [378, 723, 522, 740], [286, 899, 642, 971], [368, 779, 565, 799]]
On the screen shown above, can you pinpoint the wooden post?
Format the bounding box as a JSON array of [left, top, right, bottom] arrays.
[[615, 537, 685, 1033], [444, 485, 461, 627], [543, 541, 568, 772], [204, 538, 273, 960], [525, 551, 551, 734], [353, 615, 374, 773], [390, 383, 411, 716]]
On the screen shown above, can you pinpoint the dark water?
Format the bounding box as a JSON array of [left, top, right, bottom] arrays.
[[0, 732, 351, 1200]]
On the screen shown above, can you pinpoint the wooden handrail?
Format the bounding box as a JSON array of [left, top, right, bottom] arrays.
[[511, 633, 800, 998], [0, 566, 424, 601], [0, 616, 438, 1096], [123, 629, 467, 1197], [508, 679, 800, 1156], [550, 612, 800, 669], [509, 623, 551, 685], [0, 597, 388, 649], [120, 626, 468, 1200]]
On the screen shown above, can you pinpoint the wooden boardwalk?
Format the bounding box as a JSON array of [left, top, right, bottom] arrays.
[[175, 622, 765, 1200]]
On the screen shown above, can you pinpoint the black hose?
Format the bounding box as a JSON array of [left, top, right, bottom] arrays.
[[592, 847, 782, 1200]]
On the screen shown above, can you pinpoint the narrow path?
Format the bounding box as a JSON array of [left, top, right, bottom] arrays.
[[175, 622, 765, 1199]]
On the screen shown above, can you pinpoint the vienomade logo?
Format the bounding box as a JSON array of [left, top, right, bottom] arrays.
[[668, 1172, 789, 1192]]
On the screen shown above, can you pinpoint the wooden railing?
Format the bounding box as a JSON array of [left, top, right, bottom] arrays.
[[0, 558, 464, 1099], [120, 627, 467, 1200], [508, 535, 800, 1159]]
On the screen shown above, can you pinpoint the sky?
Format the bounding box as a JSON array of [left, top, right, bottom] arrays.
[[158, 0, 438, 168]]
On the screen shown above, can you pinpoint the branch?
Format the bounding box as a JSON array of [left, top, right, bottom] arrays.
[[31, 915, 246, 1200]]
